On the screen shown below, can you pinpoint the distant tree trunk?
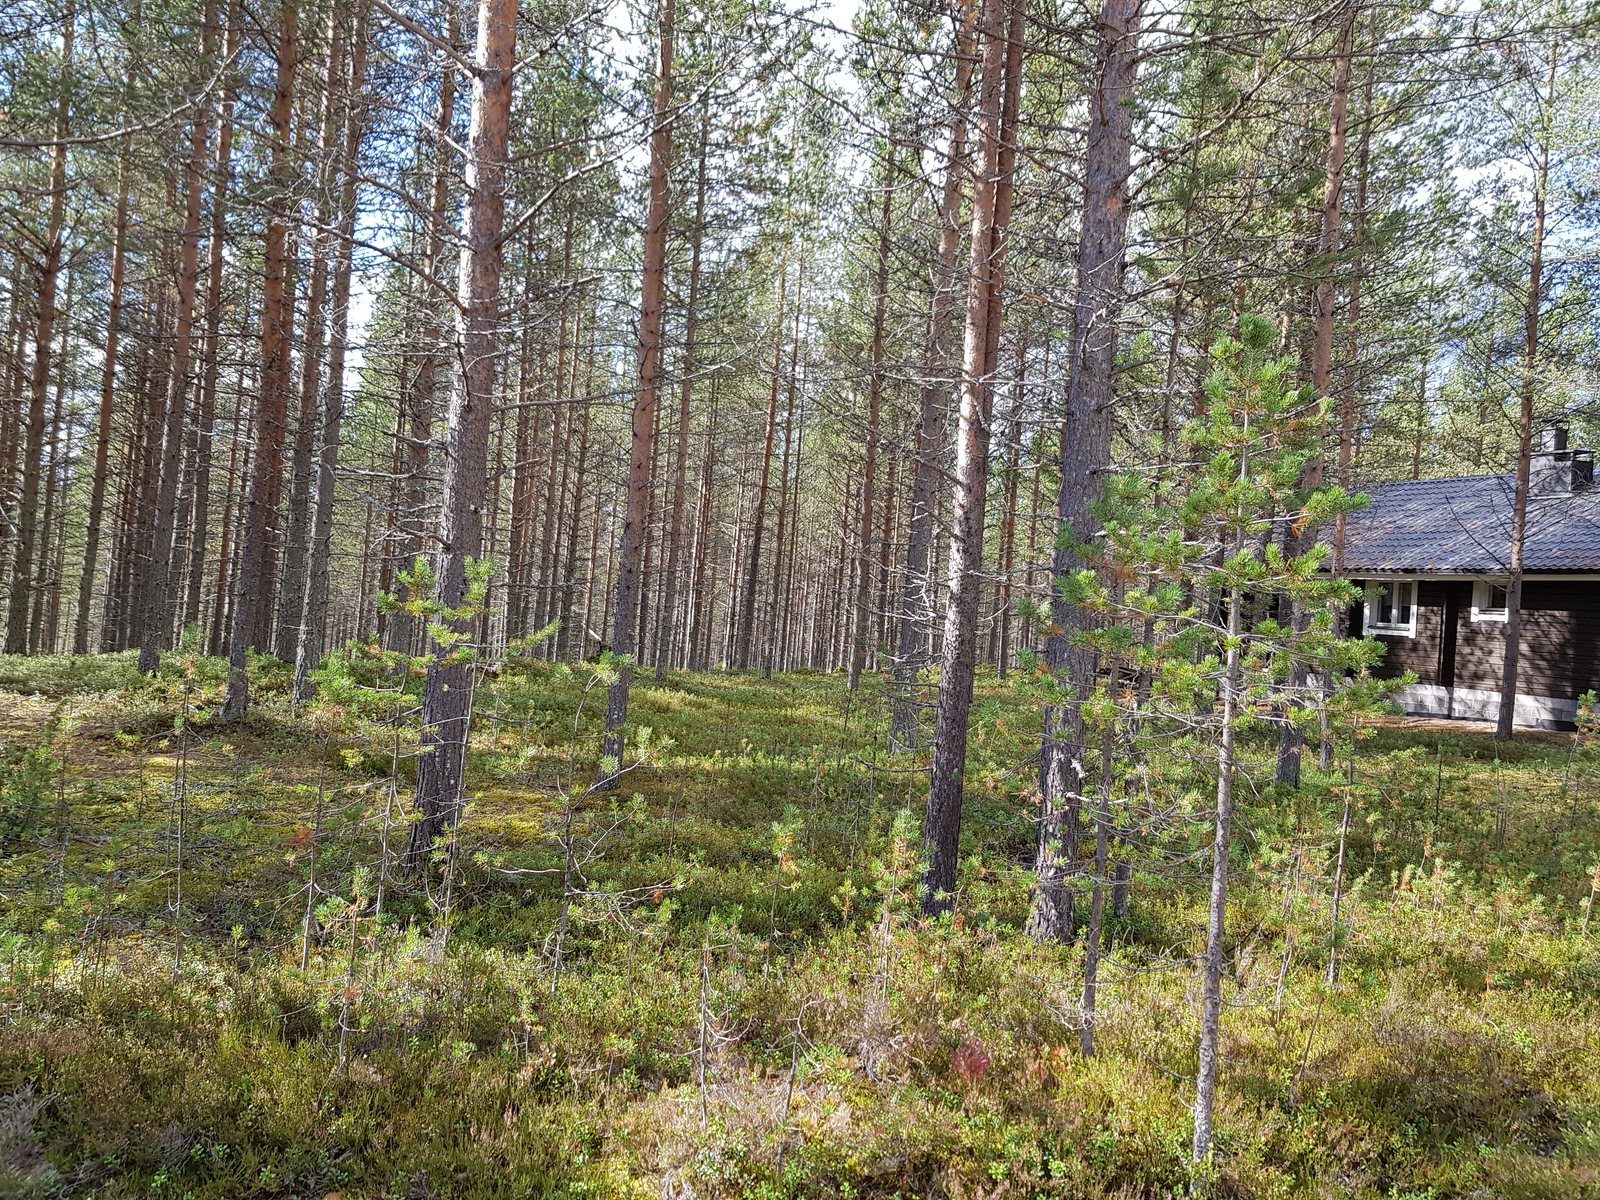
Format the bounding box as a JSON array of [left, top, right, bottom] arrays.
[[922, 0, 1021, 914], [763, 314, 801, 678], [1028, 0, 1141, 940], [556, 364, 593, 660], [507, 279, 538, 636], [74, 145, 130, 654], [408, 0, 517, 860], [656, 97, 709, 682], [222, 0, 297, 718], [295, 2, 369, 701], [995, 408, 1020, 676], [398, 15, 458, 657], [1332, 34, 1374, 574], [891, 9, 974, 750], [849, 173, 892, 690], [138, 2, 218, 672], [1277, 7, 1351, 786], [687, 385, 718, 669], [734, 274, 787, 670], [7, 8, 72, 655], [184, 0, 241, 636], [277, 8, 346, 660], [1497, 51, 1555, 741], [599, 0, 674, 783], [209, 358, 250, 656], [32, 284, 70, 652]]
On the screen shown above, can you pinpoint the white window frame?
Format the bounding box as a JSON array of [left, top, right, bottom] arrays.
[[1470, 579, 1509, 623], [1364, 579, 1417, 637]]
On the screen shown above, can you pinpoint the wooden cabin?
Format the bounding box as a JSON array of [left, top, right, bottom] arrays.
[[1341, 431, 1600, 730]]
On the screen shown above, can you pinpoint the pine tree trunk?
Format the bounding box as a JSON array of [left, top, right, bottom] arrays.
[[138, 3, 217, 672], [891, 16, 974, 750], [1496, 51, 1555, 741], [73, 146, 130, 653], [735, 275, 787, 670], [922, 0, 1021, 914], [222, 0, 297, 717], [656, 98, 709, 682], [277, 10, 346, 660], [408, 0, 517, 861], [387, 18, 458, 656], [1028, 0, 1141, 941], [763, 319, 801, 678], [556, 368, 593, 660], [1192, 580, 1242, 1160], [686, 385, 718, 669], [599, 0, 674, 782], [184, 3, 240, 635], [849, 178, 892, 689], [1277, 8, 1352, 785], [7, 10, 72, 654], [295, 2, 369, 701]]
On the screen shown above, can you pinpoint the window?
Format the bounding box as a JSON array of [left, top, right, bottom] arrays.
[[1365, 580, 1416, 635], [1471, 579, 1509, 622]]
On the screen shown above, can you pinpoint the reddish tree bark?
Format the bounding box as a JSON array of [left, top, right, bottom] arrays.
[[7, 7, 72, 654], [222, 0, 298, 716]]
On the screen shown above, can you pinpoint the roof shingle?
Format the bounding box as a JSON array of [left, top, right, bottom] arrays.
[[1339, 473, 1600, 572]]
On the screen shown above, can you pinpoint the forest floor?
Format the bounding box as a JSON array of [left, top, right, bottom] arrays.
[[0, 652, 1598, 1199]]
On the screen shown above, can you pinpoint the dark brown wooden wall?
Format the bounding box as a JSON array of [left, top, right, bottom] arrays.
[[1356, 578, 1600, 700]]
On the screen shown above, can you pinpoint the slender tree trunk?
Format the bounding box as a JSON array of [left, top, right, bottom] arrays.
[[277, 9, 347, 659], [556, 364, 593, 660], [599, 0, 674, 782], [222, 0, 297, 717], [763, 319, 801, 678], [139, 3, 218, 672], [32, 282, 70, 653], [73, 147, 130, 653], [7, 8, 72, 654], [1333, 38, 1374, 573], [184, 0, 241, 635], [1496, 52, 1556, 740], [1277, 7, 1352, 785], [295, 3, 369, 701], [923, 0, 1021, 914], [209, 357, 249, 655], [656, 98, 709, 682], [408, 0, 517, 860], [687, 384, 718, 669], [1028, 0, 1141, 940], [996, 410, 1020, 676], [848, 174, 892, 689], [1192, 579, 1242, 1161], [388, 17, 459, 656], [734, 273, 787, 669], [891, 11, 975, 750], [1079, 660, 1118, 1055]]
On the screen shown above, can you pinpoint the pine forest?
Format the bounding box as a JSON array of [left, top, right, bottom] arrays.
[[1, 0, 1599, 1194]]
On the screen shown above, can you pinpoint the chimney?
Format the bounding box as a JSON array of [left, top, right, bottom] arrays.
[[1530, 425, 1594, 495]]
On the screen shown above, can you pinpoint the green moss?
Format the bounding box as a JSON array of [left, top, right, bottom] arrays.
[[0, 657, 1596, 1197]]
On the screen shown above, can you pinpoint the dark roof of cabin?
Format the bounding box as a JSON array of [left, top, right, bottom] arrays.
[[1340, 473, 1600, 573]]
